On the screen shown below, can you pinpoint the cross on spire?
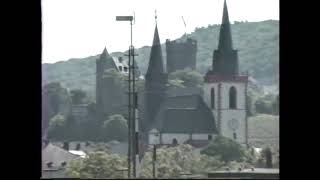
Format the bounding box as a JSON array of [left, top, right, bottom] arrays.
[[155, 9, 157, 24]]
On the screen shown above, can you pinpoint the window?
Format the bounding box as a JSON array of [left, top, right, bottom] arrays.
[[211, 88, 215, 109], [208, 135, 212, 140], [229, 86, 237, 109], [124, 67, 128, 72], [233, 132, 237, 140], [118, 66, 123, 71]]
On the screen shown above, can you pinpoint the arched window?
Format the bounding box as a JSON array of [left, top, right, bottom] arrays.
[[229, 86, 237, 109], [211, 88, 215, 109]]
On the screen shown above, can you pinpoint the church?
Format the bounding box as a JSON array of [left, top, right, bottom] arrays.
[[144, 0, 248, 146]]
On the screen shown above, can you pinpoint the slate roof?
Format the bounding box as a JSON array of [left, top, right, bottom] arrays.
[[42, 143, 79, 169], [152, 95, 218, 134], [166, 87, 203, 98]]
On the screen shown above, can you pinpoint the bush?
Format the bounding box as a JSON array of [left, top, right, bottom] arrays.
[[169, 68, 204, 88], [255, 98, 273, 114], [65, 151, 127, 178], [47, 114, 67, 140], [200, 136, 248, 163], [103, 114, 128, 141]]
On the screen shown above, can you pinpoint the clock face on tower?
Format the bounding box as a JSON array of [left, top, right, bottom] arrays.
[[228, 119, 239, 130]]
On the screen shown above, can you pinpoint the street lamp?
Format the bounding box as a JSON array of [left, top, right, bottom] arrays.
[[116, 15, 136, 179]]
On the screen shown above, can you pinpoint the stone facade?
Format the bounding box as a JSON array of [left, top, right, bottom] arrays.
[[166, 38, 197, 73], [203, 79, 248, 145]]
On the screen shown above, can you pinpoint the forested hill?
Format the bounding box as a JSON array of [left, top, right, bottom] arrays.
[[42, 20, 279, 97]]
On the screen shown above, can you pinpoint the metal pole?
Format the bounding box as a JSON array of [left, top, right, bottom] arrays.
[[132, 45, 136, 178], [116, 15, 134, 179], [153, 145, 156, 178], [127, 45, 131, 179]]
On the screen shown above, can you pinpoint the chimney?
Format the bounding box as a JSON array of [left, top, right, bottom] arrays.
[[47, 162, 53, 168], [85, 141, 90, 146], [76, 143, 81, 150], [118, 57, 123, 63], [63, 141, 69, 151], [61, 161, 67, 167]]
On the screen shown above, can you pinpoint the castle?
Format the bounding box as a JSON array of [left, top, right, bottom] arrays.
[[96, 0, 248, 146]]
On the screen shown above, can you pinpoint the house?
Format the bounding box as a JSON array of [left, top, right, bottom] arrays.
[[42, 141, 85, 178]]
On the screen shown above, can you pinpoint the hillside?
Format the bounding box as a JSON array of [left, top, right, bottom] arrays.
[[42, 20, 279, 97], [248, 114, 279, 149]]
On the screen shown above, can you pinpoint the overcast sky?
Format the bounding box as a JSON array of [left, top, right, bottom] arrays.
[[42, 0, 279, 64]]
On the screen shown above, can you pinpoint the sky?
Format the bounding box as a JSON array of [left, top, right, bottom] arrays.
[[42, 0, 279, 64]]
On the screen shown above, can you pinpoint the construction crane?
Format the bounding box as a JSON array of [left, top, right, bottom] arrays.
[[181, 16, 187, 37]]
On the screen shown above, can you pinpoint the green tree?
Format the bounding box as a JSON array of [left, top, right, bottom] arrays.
[[65, 151, 127, 178], [200, 136, 248, 163], [140, 144, 225, 178], [255, 97, 273, 114], [169, 68, 204, 88], [103, 114, 128, 141], [167, 79, 185, 89], [70, 89, 87, 105], [42, 82, 72, 132], [47, 114, 67, 140]]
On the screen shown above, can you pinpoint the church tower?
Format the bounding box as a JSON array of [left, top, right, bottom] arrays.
[[144, 23, 168, 132], [203, 0, 248, 145]]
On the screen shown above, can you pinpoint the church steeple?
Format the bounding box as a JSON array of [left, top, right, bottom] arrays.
[[218, 0, 233, 51], [209, 0, 239, 77], [145, 22, 165, 78], [143, 16, 168, 133]]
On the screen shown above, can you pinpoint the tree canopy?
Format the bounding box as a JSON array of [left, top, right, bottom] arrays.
[[200, 136, 250, 163], [103, 114, 128, 141], [65, 151, 127, 178], [168, 68, 204, 88]]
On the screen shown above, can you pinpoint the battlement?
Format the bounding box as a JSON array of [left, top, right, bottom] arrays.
[[165, 38, 198, 74], [165, 38, 197, 48]]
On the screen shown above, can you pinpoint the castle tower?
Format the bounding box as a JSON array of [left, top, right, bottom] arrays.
[[166, 38, 197, 73], [96, 48, 109, 115], [96, 47, 121, 117], [203, 0, 248, 145], [144, 24, 168, 132]]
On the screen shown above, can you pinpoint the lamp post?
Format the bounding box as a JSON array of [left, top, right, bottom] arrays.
[[116, 15, 140, 178]]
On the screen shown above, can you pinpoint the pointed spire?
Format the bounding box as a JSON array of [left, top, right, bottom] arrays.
[[209, 0, 239, 77], [146, 24, 164, 77], [100, 47, 109, 58], [155, 9, 158, 25], [218, 0, 233, 51]]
